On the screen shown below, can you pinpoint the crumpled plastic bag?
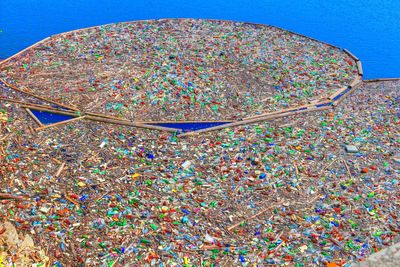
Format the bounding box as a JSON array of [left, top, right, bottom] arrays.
[[0, 221, 49, 266]]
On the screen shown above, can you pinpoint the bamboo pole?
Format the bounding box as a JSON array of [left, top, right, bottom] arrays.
[[35, 116, 86, 131], [25, 108, 44, 127], [0, 79, 79, 111], [180, 106, 332, 137]]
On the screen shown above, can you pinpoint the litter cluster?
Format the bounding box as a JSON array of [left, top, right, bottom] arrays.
[[0, 79, 399, 266], [0, 19, 357, 121]]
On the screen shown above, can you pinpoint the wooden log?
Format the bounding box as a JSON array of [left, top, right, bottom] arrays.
[[25, 108, 44, 127], [180, 106, 332, 137], [0, 79, 79, 111], [356, 61, 363, 76], [343, 48, 359, 61], [35, 116, 86, 131]]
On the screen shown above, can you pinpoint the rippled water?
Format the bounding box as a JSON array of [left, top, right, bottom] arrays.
[[0, 0, 399, 79]]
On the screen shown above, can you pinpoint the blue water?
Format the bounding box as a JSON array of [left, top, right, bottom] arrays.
[[152, 122, 230, 132], [31, 110, 74, 125], [0, 0, 399, 79]]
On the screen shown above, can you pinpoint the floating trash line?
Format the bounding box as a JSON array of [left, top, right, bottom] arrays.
[[1, 76, 363, 134], [181, 76, 363, 136]]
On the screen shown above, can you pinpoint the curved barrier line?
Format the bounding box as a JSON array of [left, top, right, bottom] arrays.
[[344, 49, 359, 61], [181, 74, 362, 136], [0, 20, 364, 135], [0, 37, 51, 69], [364, 78, 400, 82], [243, 102, 321, 120], [179, 106, 333, 137]]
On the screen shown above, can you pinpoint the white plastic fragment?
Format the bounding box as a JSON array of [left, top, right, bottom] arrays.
[[345, 145, 358, 153], [182, 160, 192, 169]]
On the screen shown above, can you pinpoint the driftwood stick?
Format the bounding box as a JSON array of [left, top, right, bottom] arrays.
[[227, 201, 283, 231], [0, 193, 28, 200], [343, 160, 353, 181], [25, 108, 43, 127], [64, 195, 80, 207], [55, 162, 66, 177], [323, 159, 337, 171]]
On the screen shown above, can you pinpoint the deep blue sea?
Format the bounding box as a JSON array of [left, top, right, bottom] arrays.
[[0, 0, 399, 79]]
